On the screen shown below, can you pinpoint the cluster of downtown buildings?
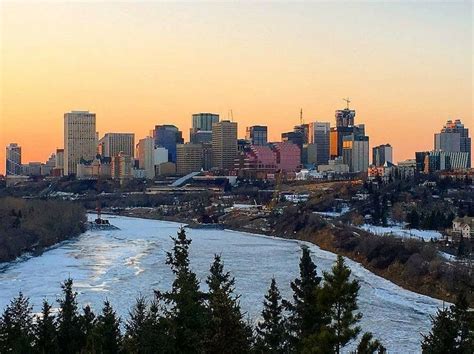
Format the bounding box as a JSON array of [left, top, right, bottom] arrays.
[[4, 105, 472, 184]]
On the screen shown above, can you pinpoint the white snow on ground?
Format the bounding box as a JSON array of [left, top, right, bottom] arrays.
[[314, 205, 350, 218], [439, 251, 457, 261], [0, 215, 444, 353], [360, 224, 442, 241]]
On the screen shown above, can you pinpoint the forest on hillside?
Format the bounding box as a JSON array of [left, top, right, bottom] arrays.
[[0, 197, 86, 262]]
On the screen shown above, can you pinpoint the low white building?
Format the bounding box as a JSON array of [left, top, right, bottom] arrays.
[[451, 216, 474, 239]]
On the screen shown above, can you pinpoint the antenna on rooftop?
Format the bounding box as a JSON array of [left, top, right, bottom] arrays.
[[300, 108, 303, 125], [343, 97, 351, 109]]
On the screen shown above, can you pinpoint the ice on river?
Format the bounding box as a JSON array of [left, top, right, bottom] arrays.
[[0, 215, 444, 353]]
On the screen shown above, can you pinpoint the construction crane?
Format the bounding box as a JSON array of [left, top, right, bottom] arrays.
[[343, 97, 351, 109]]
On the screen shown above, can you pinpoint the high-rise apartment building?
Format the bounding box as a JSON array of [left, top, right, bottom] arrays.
[[246, 125, 268, 146], [342, 135, 369, 172], [154, 125, 183, 163], [372, 144, 393, 166], [98, 133, 135, 158], [111, 152, 133, 181], [434, 119, 471, 167], [6, 143, 22, 176], [176, 143, 204, 175], [308, 122, 330, 165], [64, 111, 97, 175], [212, 120, 238, 170]]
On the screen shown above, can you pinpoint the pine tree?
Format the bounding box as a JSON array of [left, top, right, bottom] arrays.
[[56, 278, 83, 353], [353, 332, 386, 354], [256, 278, 287, 353], [205, 254, 252, 353], [80, 304, 97, 353], [322, 255, 362, 353], [34, 300, 58, 354], [124, 296, 148, 353], [422, 292, 474, 353], [0, 292, 35, 353], [421, 307, 458, 353], [283, 246, 327, 352], [156, 227, 209, 353], [95, 300, 121, 354]]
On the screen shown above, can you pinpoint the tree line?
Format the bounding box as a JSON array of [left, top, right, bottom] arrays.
[[0, 197, 86, 262], [1, 229, 472, 353]]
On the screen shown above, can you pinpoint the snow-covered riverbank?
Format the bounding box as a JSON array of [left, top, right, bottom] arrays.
[[0, 215, 442, 352]]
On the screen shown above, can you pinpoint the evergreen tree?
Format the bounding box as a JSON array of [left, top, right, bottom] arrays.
[[205, 254, 252, 353], [256, 278, 287, 353], [353, 332, 386, 354], [123, 296, 148, 353], [80, 304, 97, 353], [56, 278, 83, 353], [34, 300, 58, 354], [422, 292, 474, 353], [156, 227, 209, 353], [322, 255, 362, 354], [283, 246, 328, 352], [421, 307, 458, 353], [95, 300, 121, 354], [0, 292, 35, 353]]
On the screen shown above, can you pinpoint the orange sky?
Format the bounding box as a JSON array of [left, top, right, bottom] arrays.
[[1, 2, 472, 174]]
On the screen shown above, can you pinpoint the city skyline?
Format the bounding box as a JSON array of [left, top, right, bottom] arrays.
[[1, 2, 472, 174]]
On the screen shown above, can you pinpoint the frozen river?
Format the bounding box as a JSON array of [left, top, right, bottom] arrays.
[[0, 215, 442, 352]]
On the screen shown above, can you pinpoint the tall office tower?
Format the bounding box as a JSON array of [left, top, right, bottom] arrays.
[[176, 143, 204, 175], [192, 113, 219, 131], [308, 122, 330, 165], [335, 108, 355, 127], [372, 144, 393, 166], [98, 133, 135, 158], [6, 143, 22, 175], [64, 111, 97, 175], [212, 120, 238, 170], [190, 113, 219, 143], [434, 119, 471, 167], [153, 125, 183, 163], [245, 125, 268, 145], [342, 135, 369, 173]]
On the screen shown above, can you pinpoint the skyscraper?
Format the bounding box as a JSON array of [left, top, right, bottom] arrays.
[[342, 135, 369, 172], [308, 122, 330, 165], [153, 125, 184, 163], [212, 120, 238, 170], [6, 143, 22, 175], [98, 133, 135, 158], [434, 119, 471, 167], [64, 111, 97, 175], [246, 125, 268, 145], [190, 113, 219, 143], [335, 108, 355, 127], [176, 143, 204, 175], [192, 113, 219, 131], [372, 144, 393, 166]]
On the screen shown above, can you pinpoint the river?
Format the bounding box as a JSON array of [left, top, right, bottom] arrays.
[[0, 215, 443, 352]]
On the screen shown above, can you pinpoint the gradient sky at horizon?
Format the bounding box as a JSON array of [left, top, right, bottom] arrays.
[[1, 1, 472, 174]]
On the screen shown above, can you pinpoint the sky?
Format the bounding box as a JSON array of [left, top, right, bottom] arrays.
[[0, 1, 472, 174]]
